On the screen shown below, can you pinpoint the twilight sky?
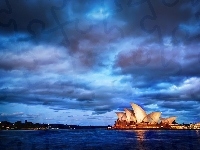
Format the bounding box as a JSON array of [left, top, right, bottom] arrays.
[[0, 0, 200, 125]]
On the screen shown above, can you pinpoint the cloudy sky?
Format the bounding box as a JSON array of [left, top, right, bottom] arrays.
[[0, 0, 200, 125]]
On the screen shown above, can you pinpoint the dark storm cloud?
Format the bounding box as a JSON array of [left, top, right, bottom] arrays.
[[115, 44, 200, 84], [1, 0, 199, 71], [114, 39, 200, 118], [0, 75, 129, 114], [117, 1, 191, 32], [0, 0, 197, 44], [99, 0, 199, 44], [0, 0, 53, 39], [0, 0, 89, 46], [0, 45, 63, 71], [158, 101, 200, 111], [0, 0, 200, 124], [0, 0, 69, 33]]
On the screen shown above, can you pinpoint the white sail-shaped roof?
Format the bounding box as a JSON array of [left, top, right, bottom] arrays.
[[131, 103, 147, 123], [143, 112, 161, 124], [161, 117, 176, 124], [115, 112, 127, 121], [124, 108, 136, 123], [115, 112, 124, 121], [121, 113, 127, 121]]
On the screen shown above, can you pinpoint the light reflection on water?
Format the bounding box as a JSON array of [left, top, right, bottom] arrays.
[[122, 129, 200, 150], [0, 129, 200, 150], [135, 130, 146, 150], [135, 130, 146, 141]]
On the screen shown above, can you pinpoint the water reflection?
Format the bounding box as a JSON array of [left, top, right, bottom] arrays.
[[196, 130, 200, 136], [196, 130, 200, 143], [135, 130, 146, 141], [1, 130, 200, 150], [135, 130, 147, 150]]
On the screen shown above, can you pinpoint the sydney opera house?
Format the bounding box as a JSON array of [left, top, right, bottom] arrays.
[[114, 103, 177, 129]]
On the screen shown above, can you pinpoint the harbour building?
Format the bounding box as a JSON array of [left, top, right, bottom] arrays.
[[114, 103, 177, 129]]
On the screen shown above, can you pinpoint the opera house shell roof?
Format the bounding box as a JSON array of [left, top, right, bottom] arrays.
[[115, 112, 126, 121], [116, 102, 176, 124], [124, 108, 136, 123], [160, 117, 177, 124], [131, 103, 147, 123]]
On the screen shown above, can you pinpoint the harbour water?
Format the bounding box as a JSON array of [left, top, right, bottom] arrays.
[[0, 129, 200, 150]]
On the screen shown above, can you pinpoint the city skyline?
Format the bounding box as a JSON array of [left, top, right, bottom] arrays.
[[0, 0, 200, 125]]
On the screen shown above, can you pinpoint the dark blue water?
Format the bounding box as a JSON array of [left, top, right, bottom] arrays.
[[0, 129, 200, 150]]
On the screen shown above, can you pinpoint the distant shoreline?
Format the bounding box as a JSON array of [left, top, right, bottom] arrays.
[[1, 128, 200, 131], [0, 125, 109, 131]]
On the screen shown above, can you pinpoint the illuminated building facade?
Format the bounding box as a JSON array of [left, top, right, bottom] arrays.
[[114, 102, 177, 129]]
